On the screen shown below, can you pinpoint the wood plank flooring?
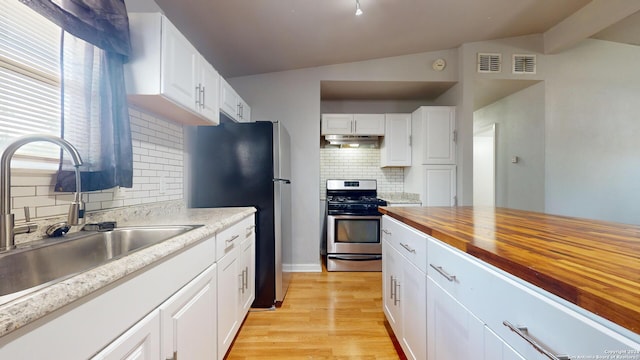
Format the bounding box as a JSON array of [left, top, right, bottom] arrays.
[[225, 271, 403, 359]]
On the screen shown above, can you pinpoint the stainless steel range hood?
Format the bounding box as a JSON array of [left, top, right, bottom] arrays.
[[324, 135, 380, 148]]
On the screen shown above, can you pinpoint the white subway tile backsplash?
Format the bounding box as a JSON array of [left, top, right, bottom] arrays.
[[9, 107, 184, 222], [320, 148, 404, 197]]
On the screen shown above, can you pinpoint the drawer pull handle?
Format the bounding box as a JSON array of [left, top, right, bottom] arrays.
[[429, 264, 457, 282], [390, 275, 395, 299], [394, 281, 400, 306], [503, 321, 570, 360], [399, 242, 416, 253], [382, 229, 391, 235], [226, 234, 240, 244]]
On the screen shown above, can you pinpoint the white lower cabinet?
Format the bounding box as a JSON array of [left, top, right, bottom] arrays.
[[216, 215, 256, 359], [160, 264, 217, 360], [217, 248, 240, 358], [91, 310, 160, 360], [484, 326, 526, 360], [382, 241, 402, 333], [426, 276, 484, 360], [94, 264, 217, 360], [0, 213, 256, 360], [381, 216, 427, 360], [239, 226, 256, 314]]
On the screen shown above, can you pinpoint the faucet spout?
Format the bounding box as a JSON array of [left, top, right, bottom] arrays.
[[1, 134, 84, 251]]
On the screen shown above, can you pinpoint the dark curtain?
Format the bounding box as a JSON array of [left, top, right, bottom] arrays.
[[20, 0, 133, 192]]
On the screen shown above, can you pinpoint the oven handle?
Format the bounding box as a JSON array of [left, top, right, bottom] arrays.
[[327, 254, 382, 261], [327, 215, 382, 220]]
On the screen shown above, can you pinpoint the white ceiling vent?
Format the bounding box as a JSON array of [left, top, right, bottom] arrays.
[[513, 54, 536, 74], [477, 53, 501, 73]]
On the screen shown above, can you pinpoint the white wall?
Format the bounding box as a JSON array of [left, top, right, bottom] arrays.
[[545, 39, 640, 224], [474, 83, 545, 212], [229, 49, 458, 269]]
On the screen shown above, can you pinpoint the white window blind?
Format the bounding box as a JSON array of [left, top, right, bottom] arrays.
[[0, 1, 61, 160]]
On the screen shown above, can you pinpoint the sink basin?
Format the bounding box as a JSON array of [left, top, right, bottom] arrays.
[[0, 225, 201, 302]]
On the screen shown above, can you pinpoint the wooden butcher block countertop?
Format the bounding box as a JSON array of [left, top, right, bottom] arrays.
[[378, 206, 640, 335]]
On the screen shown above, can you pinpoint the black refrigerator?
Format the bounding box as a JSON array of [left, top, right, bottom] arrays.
[[189, 120, 292, 308]]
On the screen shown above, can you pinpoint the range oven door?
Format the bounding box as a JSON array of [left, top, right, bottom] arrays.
[[326, 215, 382, 254]]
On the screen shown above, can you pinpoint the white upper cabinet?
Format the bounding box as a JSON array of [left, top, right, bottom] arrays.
[[321, 114, 385, 135], [125, 13, 220, 125], [412, 106, 456, 164], [381, 113, 412, 167], [219, 77, 252, 122], [321, 114, 354, 135], [161, 22, 197, 109], [353, 114, 385, 135], [198, 60, 220, 122]]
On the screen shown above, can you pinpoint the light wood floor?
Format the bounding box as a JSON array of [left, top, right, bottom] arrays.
[[225, 270, 403, 359]]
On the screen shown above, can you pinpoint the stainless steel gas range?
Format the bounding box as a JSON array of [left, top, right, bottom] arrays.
[[325, 179, 387, 271]]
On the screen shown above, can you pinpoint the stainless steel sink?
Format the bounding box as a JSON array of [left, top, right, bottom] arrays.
[[0, 225, 201, 302]]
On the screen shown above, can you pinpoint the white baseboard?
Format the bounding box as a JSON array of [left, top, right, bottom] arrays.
[[283, 263, 322, 272]]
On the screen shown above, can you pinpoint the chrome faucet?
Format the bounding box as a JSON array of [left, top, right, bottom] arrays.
[[1, 134, 84, 251]]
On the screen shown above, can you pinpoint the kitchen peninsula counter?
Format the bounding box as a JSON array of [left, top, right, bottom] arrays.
[[379, 206, 640, 335]]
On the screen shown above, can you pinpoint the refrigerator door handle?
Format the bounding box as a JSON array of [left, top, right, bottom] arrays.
[[273, 178, 291, 184]]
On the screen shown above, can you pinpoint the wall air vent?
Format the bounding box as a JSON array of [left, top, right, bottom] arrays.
[[513, 54, 536, 74], [477, 53, 502, 73]]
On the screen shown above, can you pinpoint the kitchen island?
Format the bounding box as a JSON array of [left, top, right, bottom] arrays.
[[379, 206, 640, 345], [380, 207, 640, 333]]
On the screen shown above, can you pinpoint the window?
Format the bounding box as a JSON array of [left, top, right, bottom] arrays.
[[0, 1, 61, 160]]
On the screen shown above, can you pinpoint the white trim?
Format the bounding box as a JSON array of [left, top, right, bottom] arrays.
[[283, 263, 322, 273]]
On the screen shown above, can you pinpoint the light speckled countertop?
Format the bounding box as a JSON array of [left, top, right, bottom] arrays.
[[378, 192, 421, 205], [0, 204, 255, 338]]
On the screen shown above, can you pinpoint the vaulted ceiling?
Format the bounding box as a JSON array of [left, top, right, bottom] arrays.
[[137, 0, 640, 79]]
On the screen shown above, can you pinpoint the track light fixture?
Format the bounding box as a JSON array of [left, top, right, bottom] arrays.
[[355, 0, 363, 16]]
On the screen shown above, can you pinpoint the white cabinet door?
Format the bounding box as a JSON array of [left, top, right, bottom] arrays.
[[219, 77, 239, 121], [423, 165, 457, 206], [382, 240, 402, 335], [217, 248, 240, 359], [91, 311, 160, 360], [125, 13, 219, 125], [159, 264, 217, 360], [239, 223, 256, 315], [427, 276, 484, 360], [238, 98, 251, 122], [353, 114, 385, 135], [382, 216, 427, 360], [161, 17, 198, 110], [198, 59, 220, 124], [421, 106, 456, 164], [219, 77, 251, 122], [401, 260, 427, 360], [321, 114, 354, 135], [484, 326, 526, 360], [381, 113, 411, 167]]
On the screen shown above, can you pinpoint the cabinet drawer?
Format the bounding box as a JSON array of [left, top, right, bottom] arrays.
[[382, 216, 427, 272], [216, 217, 246, 260], [426, 237, 491, 316], [477, 266, 640, 359]]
